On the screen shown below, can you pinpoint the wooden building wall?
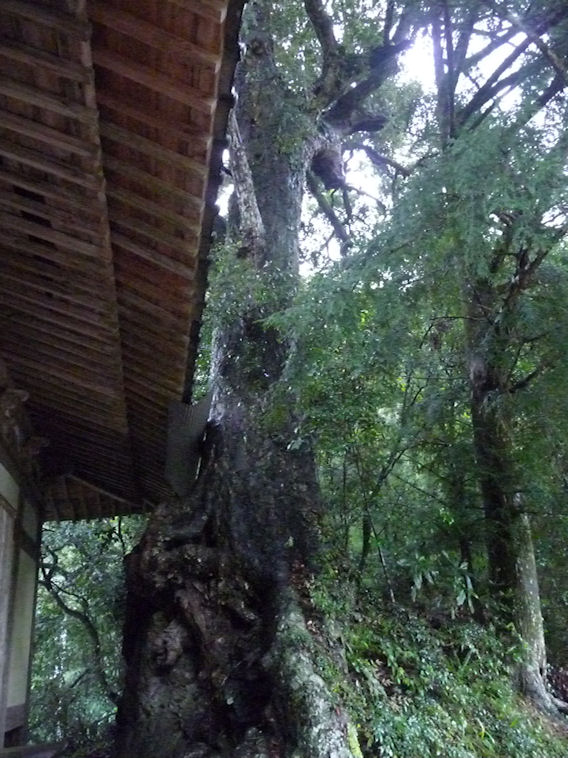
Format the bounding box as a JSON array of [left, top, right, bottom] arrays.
[[0, 460, 41, 749]]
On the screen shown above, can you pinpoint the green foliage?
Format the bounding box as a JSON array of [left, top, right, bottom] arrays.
[[310, 579, 566, 758], [29, 517, 145, 756]]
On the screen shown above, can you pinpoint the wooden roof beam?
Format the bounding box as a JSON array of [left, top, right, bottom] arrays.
[[0, 236, 110, 277], [1, 111, 97, 158], [95, 92, 211, 151], [100, 122, 208, 178], [107, 188, 200, 233], [0, 39, 92, 82], [1, 0, 91, 39], [0, 309, 115, 351], [0, 168, 99, 209], [92, 49, 215, 115], [0, 335, 121, 382], [0, 192, 102, 236], [0, 287, 119, 337], [6, 353, 123, 399], [0, 140, 100, 189], [0, 77, 97, 123], [27, 389, 125, 425], [0, 212, 106, 258], [87, 3, 221, 69], [1, 318, 114, 359], [102, 156, 204, 210], [110, 233, 197, 280], [167, 0, 227, 24], [66, 475, 141, 516], [0, 267, 113, 312], [109, 216, 197, 256], [118, 290, 191, 331], [0, 253, 108, 294]]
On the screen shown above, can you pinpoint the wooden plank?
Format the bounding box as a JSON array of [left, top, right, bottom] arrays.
[[1, 0, 91, 37], [0, 168, 99, 209], [27, 388, 124, 425], [115, 265, 191, 309], [118, 290, 190, 330], [0, 77, 96, 123], [0, 192, 101, 236], [127, 412, 167, 437], [0, 140, 99, 189], [166, 0, 227, 24], [123, 352, 185, 391], [0, 266, 112, 312], [120, 329, 187, 361], [109, 216, 196, 256], [66, 475, 140, 514], [10, 378, 120, 424], [118, 305, 192, 343], [64, 465, 135, 498], [5, 344, 120, 391], [0, 110, 97, 157], [0, 310, 114, 353], [107, 188, 200, 233], [100, 122, 208, 177], [111, 232, 196, 279], [125, 406, 167, 435], [0, 39, 91, 82], [122, 343, 185, 377], [0, 252, 108, 295], [92, 49, 215, 115], [87, 2, 220, 69], [6, 353, 121, 399], [43, 422, 129, 450], [95, 92, 211, 150], [0, 286, 117, 336], [0, 213, 105, 258], [124, 372, 181, 401], [1, 317, 114, 358], [103, 156, 204, 210], [0, 236, 110, 278], [118, 319, 189, 356], [0, 335, 119, 385]]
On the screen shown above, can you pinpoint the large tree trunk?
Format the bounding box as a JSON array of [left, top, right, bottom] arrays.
[[466, 281, 563, 715], [114, 5, 358, 757]]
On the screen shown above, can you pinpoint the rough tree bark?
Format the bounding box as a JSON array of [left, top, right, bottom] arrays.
[[466, 277, 568, 717], [114, 2, 412, 756]]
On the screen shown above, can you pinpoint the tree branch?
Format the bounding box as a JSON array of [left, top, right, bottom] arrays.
[[40, 563, 119, 705], [227, 110, 266, 263], [304, 0, 351, 107], [483, 0, 568, 87], [306, 170, 351, 252], [508, 363, 548, 394], [457, 38, 532, 126], [348, 142, 411, 177], [442, 0, 456, 137], [325, 41, 409, 130], [304, 0, 338, 57]]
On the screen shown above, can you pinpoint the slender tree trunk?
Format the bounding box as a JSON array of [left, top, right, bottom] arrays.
[[115, 5, 358, 757]]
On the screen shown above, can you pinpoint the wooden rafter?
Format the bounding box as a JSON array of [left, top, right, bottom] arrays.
[[0, 0, 244, 520]]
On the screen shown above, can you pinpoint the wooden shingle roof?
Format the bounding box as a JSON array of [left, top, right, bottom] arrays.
[[0, 0, 243, 519]]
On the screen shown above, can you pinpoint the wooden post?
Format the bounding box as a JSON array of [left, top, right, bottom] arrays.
[[0, 472, 17, 747]]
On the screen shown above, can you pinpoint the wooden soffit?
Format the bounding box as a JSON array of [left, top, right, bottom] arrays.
[[0, 0, 243, 519]]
